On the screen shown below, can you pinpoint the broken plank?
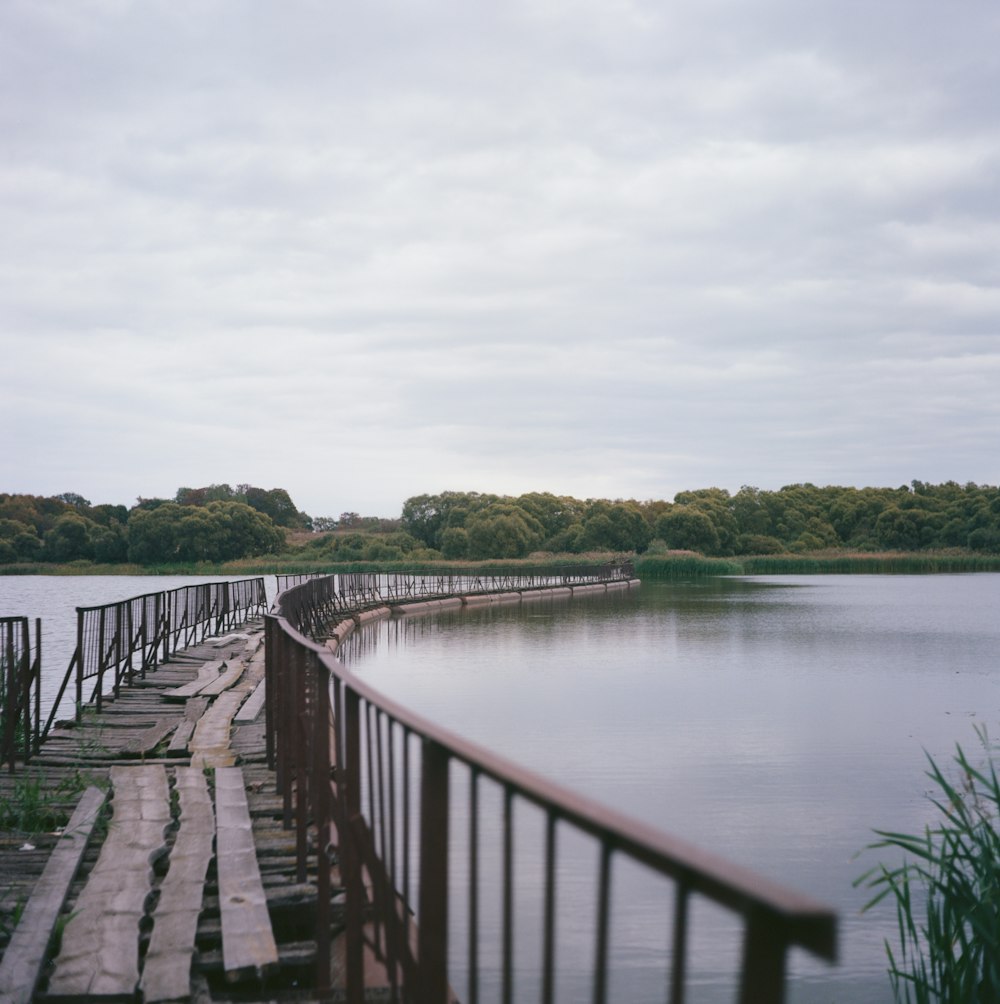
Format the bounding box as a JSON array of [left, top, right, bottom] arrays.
[[215, 767, 278, 981], [119, 717, 178, 757], [0, 787, 107, 1004], [163, 660, 227, 702], [197, 660, 245, 697]]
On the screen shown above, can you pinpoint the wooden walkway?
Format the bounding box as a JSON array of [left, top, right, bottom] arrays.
[[0, 622, 337, 1003]]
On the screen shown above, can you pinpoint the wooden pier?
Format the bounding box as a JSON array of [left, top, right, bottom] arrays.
[[0, 620, 335, 1003]]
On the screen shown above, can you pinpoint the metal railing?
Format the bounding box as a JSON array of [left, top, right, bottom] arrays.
[[0, 616, 41, 772], [274, 563, 634, 623], [43, 577, 267, 735], [265, 571, 836, 1002]]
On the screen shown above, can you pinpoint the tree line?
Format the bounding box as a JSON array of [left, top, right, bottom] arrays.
[[396, 482, 1000, 558], [0, 485, 302, 565], [2, 481, 999, 567]]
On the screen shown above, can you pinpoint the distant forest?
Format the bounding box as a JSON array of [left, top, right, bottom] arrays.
[[1, 481, 999, 567]]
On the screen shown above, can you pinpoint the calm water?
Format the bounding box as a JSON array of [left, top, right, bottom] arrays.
[[338, 575, 1000, 1004], [0, 575, 278, 723]]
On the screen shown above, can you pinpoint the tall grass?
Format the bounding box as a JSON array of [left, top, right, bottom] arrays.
[[635, 553, 743, 578], [742, 552, 1000, 574], [856, 727, 1000, 1003]]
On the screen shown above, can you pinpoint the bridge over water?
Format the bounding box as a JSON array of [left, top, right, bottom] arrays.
[[0, 566, 836, 1001]]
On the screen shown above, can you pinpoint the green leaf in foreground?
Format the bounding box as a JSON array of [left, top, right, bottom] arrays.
[[856, 726, 1000, 1003]]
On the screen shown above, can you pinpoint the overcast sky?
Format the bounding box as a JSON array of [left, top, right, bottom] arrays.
[[2, 0, 998, 519]]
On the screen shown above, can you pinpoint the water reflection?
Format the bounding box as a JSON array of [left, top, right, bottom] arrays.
[[340, 575, 1000, 1004]]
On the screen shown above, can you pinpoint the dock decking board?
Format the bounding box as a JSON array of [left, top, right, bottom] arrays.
[[140, 767, 215, 1003], [163, 661, 227, 702], [214, 766, 279, 981], [47, 764, 171, 998], [0, 787, 107, 1004]]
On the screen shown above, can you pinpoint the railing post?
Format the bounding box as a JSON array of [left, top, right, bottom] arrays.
[[264, 615, 276, 771], [418, 738, 450, 1003], [3, 622, 15, 772], [343, 687, 365, 1004], [292, 642, 309, 883], [32, 618, 40, 758], [74, 611, 84, 721], [161, 590, 170, 664], [738, 908, 787, 1004], [312, 651, 333, 993], [18, 618, 29, 765]]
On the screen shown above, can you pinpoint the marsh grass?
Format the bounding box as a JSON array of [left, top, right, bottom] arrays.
[[856, 727, 1000, 1003], [742, 552, 1000, 574], [0, 770, 95, 834], [635, 553, 743, 577]]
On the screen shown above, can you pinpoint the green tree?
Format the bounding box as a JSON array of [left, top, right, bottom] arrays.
[[127, 504, 184, 563], [91, 524, 128, 563], [0, 516, 44, 561], [672, 488, 737, 553], [401, 491, 498, 548], [127, 501, 283, 563], [244, 487, 310, 528], [655, 506, 721, 555], [875, 507, 926, 551], [440, 526, 470, 560], [43, 514, 94, 562], [465, 504, 544, 559], [578, 501, 652, 552]]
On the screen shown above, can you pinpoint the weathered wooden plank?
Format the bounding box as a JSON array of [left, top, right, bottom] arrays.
[[189, 691, 246, 769], [212, 633, 249, 648], [234, 678, 266, 724], [0, 787, 107, 1004], [197, 660, 245, 697], [184, 696, 210, 722], [119, 717, 177, 757], [215, 767, 278, 981], [163, 661, 226, 702], [140, 768, 215, 1003], [166, 719, 195, 757], [48, 765, 171, 998]]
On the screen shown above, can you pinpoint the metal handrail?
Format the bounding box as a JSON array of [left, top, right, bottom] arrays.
[[266, 570, 836, 1002], [0, 616, 41, 771], [43, 577, 267, 735]]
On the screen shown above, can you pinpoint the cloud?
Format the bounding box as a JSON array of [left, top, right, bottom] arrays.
[[2, 0, 998, 516]]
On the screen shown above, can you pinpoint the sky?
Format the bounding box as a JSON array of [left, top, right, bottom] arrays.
[[2, 0, 998, 521]]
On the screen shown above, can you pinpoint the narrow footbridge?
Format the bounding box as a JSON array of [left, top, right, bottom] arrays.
[[0, 565, 836, 1002]]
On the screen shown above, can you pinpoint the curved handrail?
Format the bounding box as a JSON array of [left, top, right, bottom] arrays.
[[265, 570, 836, 1003]]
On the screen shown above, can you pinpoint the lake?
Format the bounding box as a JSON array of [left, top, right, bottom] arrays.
[[3, 572, 997, 1002], [337, 574, 1000, 1004]]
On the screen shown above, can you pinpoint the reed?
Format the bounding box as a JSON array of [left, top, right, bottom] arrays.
[[856, 727, 1000, 1003], [740, 552, 1000, 574], [635, 553, 743, 578]]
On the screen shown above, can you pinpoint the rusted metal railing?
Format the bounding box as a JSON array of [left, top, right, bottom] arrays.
[[275, 563, 633, 614], [43, 577, 267, 735], [266, 571, 837, 1002], [0, 616, 41, 771]]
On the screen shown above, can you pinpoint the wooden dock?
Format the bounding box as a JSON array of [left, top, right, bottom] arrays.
[[0, 622, 339, 1003]]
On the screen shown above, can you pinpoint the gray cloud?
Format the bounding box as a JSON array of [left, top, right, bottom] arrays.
[[2, 0, 998, 517]]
